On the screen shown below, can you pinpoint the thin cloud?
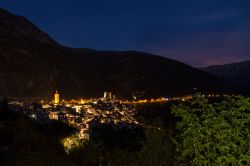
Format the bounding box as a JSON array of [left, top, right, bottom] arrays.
[[196, 12, 239, 22]]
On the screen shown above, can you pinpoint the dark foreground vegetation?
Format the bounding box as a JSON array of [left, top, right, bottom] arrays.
[[0, 95, 249, 166]]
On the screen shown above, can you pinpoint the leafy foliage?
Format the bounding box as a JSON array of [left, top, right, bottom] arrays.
[[173, 95, 250, 165], [61, 135, 86, 154], [135, 120, 175, 166]]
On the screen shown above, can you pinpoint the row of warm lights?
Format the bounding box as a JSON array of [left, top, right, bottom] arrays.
[[121, 97, 170, 104], [44, 90, 223, 106], [120, 94, 222, 104]]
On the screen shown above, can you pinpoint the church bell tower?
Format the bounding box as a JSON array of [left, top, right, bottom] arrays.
[[54, 90, 60, 105]]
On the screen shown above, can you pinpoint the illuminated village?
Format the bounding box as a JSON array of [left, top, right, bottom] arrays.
[[7, 90, 222, 142], [8, 91, 140, 141]]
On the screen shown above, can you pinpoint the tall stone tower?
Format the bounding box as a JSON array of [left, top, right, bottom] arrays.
[[54, 90, 60, 105]]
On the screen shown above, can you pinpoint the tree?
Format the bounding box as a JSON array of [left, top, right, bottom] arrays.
[[173, 95, 250, 166], [135, 119, 175, 166]]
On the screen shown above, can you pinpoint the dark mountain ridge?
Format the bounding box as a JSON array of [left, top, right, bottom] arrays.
[[0, 8, 234, 99], [202, 61, 250, 93], [0, 8, 57, 45]]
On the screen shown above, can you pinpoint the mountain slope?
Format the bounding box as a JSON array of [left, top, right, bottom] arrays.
[[0, 8, 232, 99], [202, 61, 250, 87]]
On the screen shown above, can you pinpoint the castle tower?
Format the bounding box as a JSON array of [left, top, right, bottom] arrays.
[[54, 90, 60, 105]]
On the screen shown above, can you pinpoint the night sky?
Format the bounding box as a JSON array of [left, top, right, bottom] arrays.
[[0, 0, 250, 67]]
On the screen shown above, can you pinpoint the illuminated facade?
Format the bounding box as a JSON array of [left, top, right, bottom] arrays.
[[54, 90, 60, 105], [49, 111, 59, 120], [104, 92, 112, 100]]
